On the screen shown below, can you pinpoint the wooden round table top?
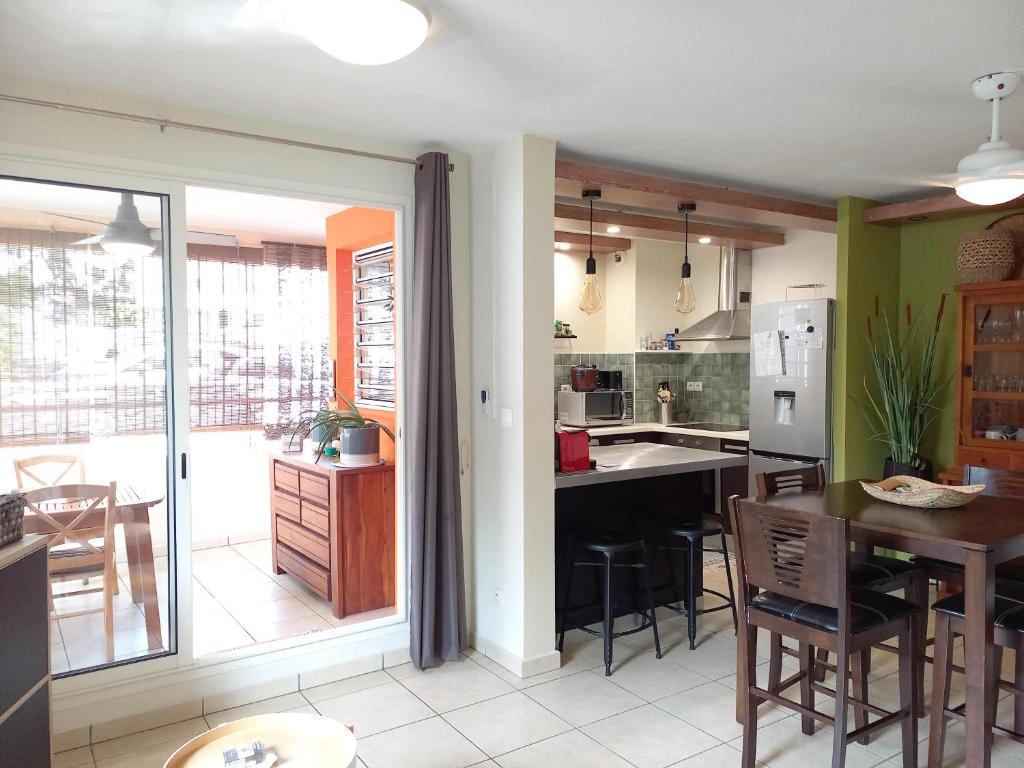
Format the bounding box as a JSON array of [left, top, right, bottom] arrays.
[[163, 713, 358, 768]]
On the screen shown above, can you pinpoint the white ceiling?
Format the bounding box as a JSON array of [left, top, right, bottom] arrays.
[[2, 1, 1023, 203]]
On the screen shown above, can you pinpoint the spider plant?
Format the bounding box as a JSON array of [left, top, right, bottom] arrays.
[[861, 295, 950, 469], [291, 392, 396, 459]]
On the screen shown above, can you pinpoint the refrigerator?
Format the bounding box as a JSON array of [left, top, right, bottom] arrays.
[[748, 298, 835, 494]]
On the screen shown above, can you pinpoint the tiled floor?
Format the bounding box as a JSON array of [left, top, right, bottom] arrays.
[[53, 565, 1024, 768], [52, 539, 396, 674]]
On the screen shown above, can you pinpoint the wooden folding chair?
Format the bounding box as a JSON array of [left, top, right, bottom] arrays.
[[23, 482, 118, 663], [13, 454, 86, 489]]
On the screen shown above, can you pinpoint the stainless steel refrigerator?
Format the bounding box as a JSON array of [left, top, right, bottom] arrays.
[[748, 298, 835, 493]]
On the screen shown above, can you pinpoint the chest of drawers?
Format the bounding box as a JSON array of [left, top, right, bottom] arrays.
[[269, 453, 395, 619]]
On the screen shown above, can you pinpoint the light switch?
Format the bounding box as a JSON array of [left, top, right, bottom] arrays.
[[500, 407, 513, 427]]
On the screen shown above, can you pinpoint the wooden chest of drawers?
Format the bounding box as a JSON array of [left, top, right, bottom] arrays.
[[269, 453, 395, 619]]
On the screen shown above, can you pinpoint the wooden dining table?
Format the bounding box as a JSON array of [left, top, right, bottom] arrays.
[[739, 479, 1024, 768], [23, 483, 165, 653]]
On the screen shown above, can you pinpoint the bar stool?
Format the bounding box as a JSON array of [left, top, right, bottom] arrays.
[[928, 588, 1024, 768], [657, 515, 738, 650], [556, 534, 662, 676]]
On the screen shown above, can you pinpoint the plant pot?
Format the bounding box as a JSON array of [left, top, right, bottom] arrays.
[[337, 424, 381, 467], [883, 456, 933, 482]]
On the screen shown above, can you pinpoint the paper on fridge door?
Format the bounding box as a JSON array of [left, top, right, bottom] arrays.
[[754, 330, 784, 377]]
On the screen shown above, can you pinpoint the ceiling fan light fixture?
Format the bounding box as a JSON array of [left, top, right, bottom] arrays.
[[953, 72, 1024, 206], [101, 193, 155, 257], [955, 177, 1024, 206], [301, 0, 429, 66]]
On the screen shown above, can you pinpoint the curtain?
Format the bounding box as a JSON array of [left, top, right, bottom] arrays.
[[409, 152, 467, 668]]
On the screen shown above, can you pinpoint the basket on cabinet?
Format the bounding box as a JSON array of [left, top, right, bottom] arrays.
[[957, 231, 1016, 284], [0, 493, 25, 548]]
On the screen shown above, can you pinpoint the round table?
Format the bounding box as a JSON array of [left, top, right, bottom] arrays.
[[163, 713, 358, 768]]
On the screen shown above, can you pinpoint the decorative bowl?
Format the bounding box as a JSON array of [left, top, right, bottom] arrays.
[[860, 475, 985, 509]]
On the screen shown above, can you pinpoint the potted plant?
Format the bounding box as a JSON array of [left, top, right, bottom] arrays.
[[861, 295, 950, 480], [291, 392, 395, 467]]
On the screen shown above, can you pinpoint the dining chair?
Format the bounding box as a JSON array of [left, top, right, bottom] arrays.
[[729, 495, 919, 768], [756, 467, 928, 719], [13, 454, 86, 489], [928, 585, 1024, 767], [23, 482, 119, 663]]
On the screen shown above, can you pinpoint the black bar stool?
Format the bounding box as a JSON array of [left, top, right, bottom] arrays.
[[657, 515, 738, 650], [556, 534, 662, 676]]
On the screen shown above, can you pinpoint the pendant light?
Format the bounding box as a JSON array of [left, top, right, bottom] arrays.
[[578, 189, 603, 315], [300, 0, 430, 66], [674, 202, 697, 314], [101, 193, 155, 257]]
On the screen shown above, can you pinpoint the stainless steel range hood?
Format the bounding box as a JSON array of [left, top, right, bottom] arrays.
[[677, 247, 752, 341]]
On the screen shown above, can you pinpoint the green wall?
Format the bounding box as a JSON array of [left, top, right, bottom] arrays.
[[899, 208, 1024, 472], [834, 200, 1024, 480], [834, 197, 902, 481]]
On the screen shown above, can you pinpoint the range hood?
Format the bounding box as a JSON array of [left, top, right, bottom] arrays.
[[677, 247, 752, 341]]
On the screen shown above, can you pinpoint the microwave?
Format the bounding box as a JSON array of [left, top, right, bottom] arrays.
[[558, 390, 632, 428]]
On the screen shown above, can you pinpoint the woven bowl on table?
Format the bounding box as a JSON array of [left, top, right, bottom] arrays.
[[859, 475, 985, 509], [957, 231, 1015, 284]]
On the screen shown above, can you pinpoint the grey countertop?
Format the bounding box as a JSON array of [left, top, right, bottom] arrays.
[[555, 442, 747, 489], [0, 533, 47, 570]]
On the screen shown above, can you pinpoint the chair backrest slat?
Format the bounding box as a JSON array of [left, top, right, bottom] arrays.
[[14, 455, 86, 489], [22, 482, 116, 553], [755, 464, 825, 497], [730, 496, 847, 610]]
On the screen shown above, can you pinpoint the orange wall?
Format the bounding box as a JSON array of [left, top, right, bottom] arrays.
[[324, 207, 397, 462]]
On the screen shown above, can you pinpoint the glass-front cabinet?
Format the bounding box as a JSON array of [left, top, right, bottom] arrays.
[[958, 281, 1024, 471]]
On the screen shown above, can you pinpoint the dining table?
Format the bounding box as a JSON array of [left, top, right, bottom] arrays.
[[23, 483, 165, 652], [739, 479, 1024, 768]]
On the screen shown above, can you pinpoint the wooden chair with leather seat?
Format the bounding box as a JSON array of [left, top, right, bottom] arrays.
[[23, 482, 119, 662], [730, 495, 919, 768], [756, 466, 928, 720]]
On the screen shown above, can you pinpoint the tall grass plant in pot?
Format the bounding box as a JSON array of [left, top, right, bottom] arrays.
[[291, 393, 395, 467], [862, 295, 950, 481]]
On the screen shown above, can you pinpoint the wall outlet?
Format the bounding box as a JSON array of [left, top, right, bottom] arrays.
[[686, 381, 703, 392], [491, 587, 504, 605]]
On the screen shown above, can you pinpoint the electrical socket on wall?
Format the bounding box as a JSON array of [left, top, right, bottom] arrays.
[[686, 381, 703, 392]]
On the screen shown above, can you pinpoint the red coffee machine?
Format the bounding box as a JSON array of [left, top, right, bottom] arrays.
[[556, 430, 591, 473]]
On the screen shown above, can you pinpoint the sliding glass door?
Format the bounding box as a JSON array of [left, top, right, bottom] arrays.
[[0, 176, 176, 675]]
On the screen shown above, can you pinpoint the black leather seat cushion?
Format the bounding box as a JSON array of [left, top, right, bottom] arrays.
[[664, 516, 723, 539], [750, 588, 920, 634], [851, 555, 918, 588], [578, 535, 644, 555], [933, 591, 1024, 632]]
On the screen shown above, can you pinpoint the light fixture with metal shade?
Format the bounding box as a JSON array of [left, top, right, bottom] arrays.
[[674, 203, 697, 314], [578, 189, 603, 315], [954, 72, 1024, 206], [99, 193, 156, 257]]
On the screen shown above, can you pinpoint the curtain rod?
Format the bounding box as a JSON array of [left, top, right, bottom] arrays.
[[0, 93, 448, 169]]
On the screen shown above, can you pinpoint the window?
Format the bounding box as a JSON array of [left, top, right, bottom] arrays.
[[353, 242, 395, 409]]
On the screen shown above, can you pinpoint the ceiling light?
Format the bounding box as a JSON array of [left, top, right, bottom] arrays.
[[606, 225, 621, 234], [954, 72, 1024, 206], [578, 190, 603, 315], [674, 203, 697, 315], [698, 236, 712, 245], [101, 193, 155, 257], [556, 242, 571, 251], [301, 0, 429, 66]]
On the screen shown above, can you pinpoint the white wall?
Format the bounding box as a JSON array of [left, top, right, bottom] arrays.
[[553, 250, 605, 353], [751, 228, 838, 303], [602, 250, 637, 352], [0, 80, 475, 723], [470, 135, 558, 675]]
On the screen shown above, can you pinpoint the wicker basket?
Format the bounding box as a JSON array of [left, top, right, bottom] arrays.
[[0, 493, 25, 548], [957, 231, 1016, 283]]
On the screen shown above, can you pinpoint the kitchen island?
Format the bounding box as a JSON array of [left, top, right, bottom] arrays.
[[555, 441, 746, 634]]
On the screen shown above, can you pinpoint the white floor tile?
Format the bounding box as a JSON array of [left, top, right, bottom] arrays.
[[580, 704, 720, 768], [91, 718, 208, 762], [391, 656, 515, 713], [442, 691, 571, 757], [356, 716, 487, 768], [312, 681, 434, 736], [53, 746, 95, 768], [302, 670, 392, 704], [727, 716, 886, 768], [592, 651, 711, 701], [493, 729, 633, 768], [655, 680, 790, 742], [204, 692, 308, 728], [524, 671, 644, 727]]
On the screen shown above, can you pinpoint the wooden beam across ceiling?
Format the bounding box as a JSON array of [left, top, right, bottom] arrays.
[[554, 230, 631, 254], [862, 192, 1024, 226], [554, 203, 785, 249], [555, 159, 837, 233]]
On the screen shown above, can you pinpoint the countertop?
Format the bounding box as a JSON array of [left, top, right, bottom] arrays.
[[0, 533, 47, 570], [563, 422, 750, 442], [555, 443, 747, 489], [269, 446, 392, 473]]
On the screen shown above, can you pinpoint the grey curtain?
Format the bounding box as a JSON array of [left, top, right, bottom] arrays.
[[409, 152, 467, 668]]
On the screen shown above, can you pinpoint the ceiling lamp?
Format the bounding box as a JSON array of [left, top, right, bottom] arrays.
[[674, 203, 697, 314], [101, 193, 155, 257], [955, 72, 1024, 206], [606, 225, 621, 234], [301, 0, 429, 66], [556, 242, 571, 251], [698, 236, 712, 245], [578, 189, 603, 315]]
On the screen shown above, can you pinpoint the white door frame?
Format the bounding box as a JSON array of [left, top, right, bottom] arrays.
[[0, 144, 414, 719]]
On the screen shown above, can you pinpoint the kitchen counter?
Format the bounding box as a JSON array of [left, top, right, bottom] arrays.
[[564, 422, 749, 442], [555, 442, 747, 489]]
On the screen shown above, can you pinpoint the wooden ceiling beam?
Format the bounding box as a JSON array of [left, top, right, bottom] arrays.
[[556, 159, 837, 233], [554, 230, 631, 254], [862, 192, 1024, 226], [554, 203, 785, 249]]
